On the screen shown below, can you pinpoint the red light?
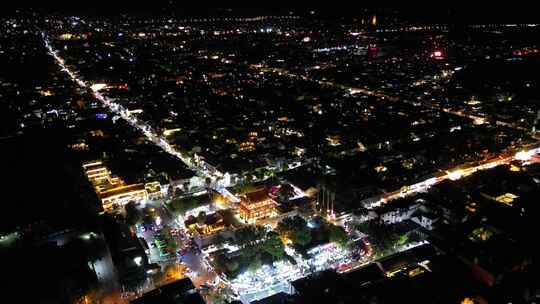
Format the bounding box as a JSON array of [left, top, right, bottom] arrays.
[[434, 51, 442, 57]]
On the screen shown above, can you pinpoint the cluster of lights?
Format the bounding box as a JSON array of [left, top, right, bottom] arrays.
[[430, 50, 445, 60], [178, 204, 213, 226], [313, 45, 362, 53], [223, 241, 352, 300], [447, 170, 464, 181], [44, 33, 241, 206], [308, 242, 351, 271], [470, 24, 539, 29], [369, 146, 540, 208], [229, 261, 303, 301], [515, 150, 535, 161], [42, 26, 540, 302]]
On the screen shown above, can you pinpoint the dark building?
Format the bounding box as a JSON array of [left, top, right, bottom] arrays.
[[131, 278, 205, 304], [102, 215, 148, 287]]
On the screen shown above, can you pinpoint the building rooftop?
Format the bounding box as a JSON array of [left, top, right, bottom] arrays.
[[98, 183, 146, 200], [244, 188, 273, 204], [131, 278, 204, 304]]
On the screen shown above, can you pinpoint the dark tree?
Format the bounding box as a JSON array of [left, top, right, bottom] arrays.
[[142, 207, 155, 226], [159, 226, 178, 251], [124, 201, 142, 226], [278, 184, 296, 203], [235, 225, 265, 247], [328, 224, 348, 246], [168, 197, 200, 215], [213, 233, 227, 246], [220, 209, 237, 227], [197, 211, 207, 225], [225, 259, 239, 272], [262, 231, 285, 260], [277, 216, 311, 246]]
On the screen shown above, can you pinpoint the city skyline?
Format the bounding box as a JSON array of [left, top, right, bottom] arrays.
[[2, 8, 540, 304]]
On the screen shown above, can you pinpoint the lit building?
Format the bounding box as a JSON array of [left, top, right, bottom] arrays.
[[70, 140, 89, 151], [145, 181, 163, 200], [326, 135, 342, 146], [184, 212, 225, 236], [238, 188, 278, 223], [430, 50, 445, 60], [238, 141, 256, 152], [83, 160, 150, 212], [99, 184, 148, 212]]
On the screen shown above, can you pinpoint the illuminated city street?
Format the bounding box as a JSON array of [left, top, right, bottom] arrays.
[[4, 8, 540, 304], [42, 25, 540, 303]]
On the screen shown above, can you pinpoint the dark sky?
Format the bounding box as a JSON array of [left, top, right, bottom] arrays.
[[5, 5, 540, 23]]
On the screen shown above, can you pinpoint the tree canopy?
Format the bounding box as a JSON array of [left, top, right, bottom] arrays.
[[277, 184, 296, 203], [196, 211, 207, 224], [276, 216, 311, 246], [124, 201, 142, 226], [328, 224, 348, 247], [159, 226, 178, 251], [234, 225, 266, 247], [168, 196, 202, 215], [219, 226, 287, 277], [262, 231, 285, 260], [357, 220, 403, 257]]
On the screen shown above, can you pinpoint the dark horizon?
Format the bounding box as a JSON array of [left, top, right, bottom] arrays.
[[5, 6, 540, 24]]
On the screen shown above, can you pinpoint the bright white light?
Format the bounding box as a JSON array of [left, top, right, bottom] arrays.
[[424, 177, 437, 186], [515, 150, 533, 161], [80, 232, 93, 240], [155, 216, 162, 226], [183, 204, 212, 219], [90, 83, 107, 92], [134, 256, 143, 266], [447, 170, 463, 181]]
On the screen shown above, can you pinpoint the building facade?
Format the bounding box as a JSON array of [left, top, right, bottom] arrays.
[[238, 188, 278, 224], [83, 160, 150, 212]]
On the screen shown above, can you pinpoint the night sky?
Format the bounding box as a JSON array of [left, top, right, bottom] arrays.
[[4, 5, 540, 23]]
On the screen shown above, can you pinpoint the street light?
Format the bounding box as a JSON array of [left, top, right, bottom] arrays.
[[515, 150, 533, 161]]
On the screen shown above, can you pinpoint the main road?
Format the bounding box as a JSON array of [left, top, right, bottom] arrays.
[[361, 146, 540, 209], [42, 33, 239, 204], [248, 64, 527, 132], [44, 33, 235, 303]]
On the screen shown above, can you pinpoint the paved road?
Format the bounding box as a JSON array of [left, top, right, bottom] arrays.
[[44, 32, 239, 201], [376, 146, 540, 205], [182, 249, 218, 287]]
